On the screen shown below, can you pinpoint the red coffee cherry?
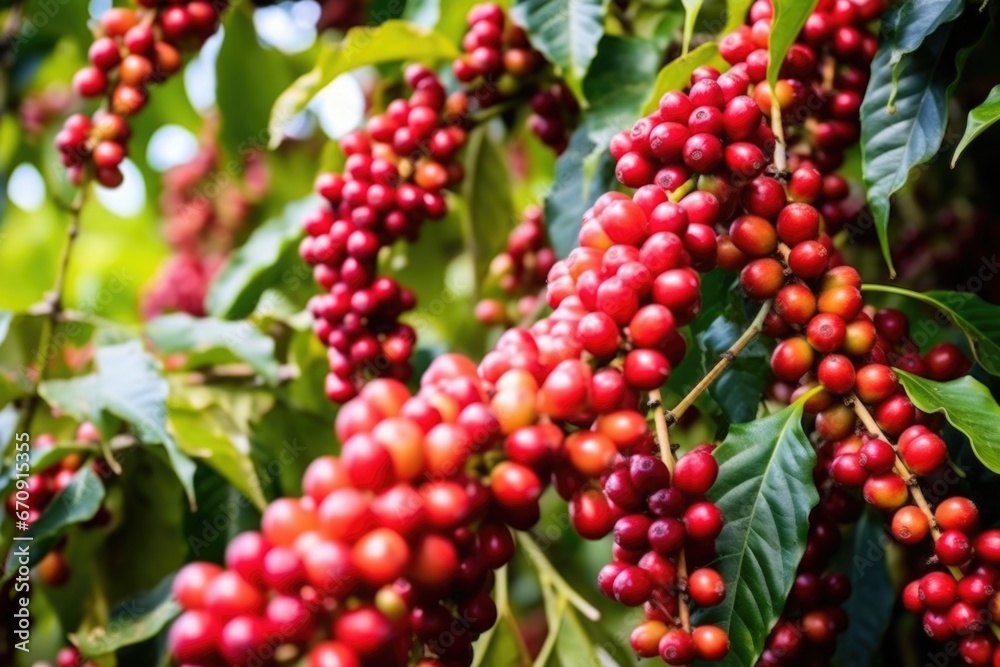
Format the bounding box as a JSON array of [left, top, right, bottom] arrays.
[[919, 571, 957, 609], [612, 565, 654, 606], [891, 506, 929, 544], [817, 354, 856, 394], [774, 283, 817, 325], [631, 620, 669, 658], [858, 438, 895, 474], [684, 501, 724, 541], [934, 497, 979, 533], [692, 625, 730, 661], [853, 364, 898, 403], [771, 337, 815, 381], [729, 214, 778, 256], [682, 133, 724, 172], [805, 313, 846, 353], [673, 450, 719, 497], [659, 628, 697, 665], [740, 258, 786, 300], [935, 530, 972, 566], [570, 489, 615, 540], [688, 568, 726, 607], [862, 473, 908, 510]]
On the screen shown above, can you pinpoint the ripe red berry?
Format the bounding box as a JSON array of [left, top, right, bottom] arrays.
[[935, 497, 979, 533], [688, 568, 726, 607], [853, 364, 898, 403], [918, 571, 957, 609], [862, 473, 908, 510], [771, 336, 815, 381], [682, 133, 724, 173], [817, 354, 856, 394], [898, 431, 947, 475], [692, 625, 730, 661], [659, 629, 696, 665], [935, 529, 972, 566], [740, 258, 785, 300], [613, 565, 654, 606], [890, 506, 929, 545], [858, 438, 896, 474], [490, 462, 542, 509], [673, 450, 719, 497], [168, 610, 221, 664], [570, 489, 615, 540], [684, 501, 724, 541], [623, 348, 671, 390], [729, 214, 777, 257]]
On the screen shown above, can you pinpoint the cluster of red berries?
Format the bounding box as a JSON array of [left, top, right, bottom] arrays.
[[475, 205, 555, 326], [55, 2, 223, 187], [168, 368, 521, 667], [300, 66, 470, 403], [143, 128, 265, 318], [454, 3, 577, 153], [6, 424, 111, 589]]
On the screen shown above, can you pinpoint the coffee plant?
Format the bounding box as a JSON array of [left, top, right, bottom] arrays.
[[2, 1, 1000, 666]]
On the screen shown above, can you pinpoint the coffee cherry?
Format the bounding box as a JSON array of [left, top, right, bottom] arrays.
[[740, 258, 786, 300], [891, 506, 929, 544], [623, 349, 671, 390], [776, 203, 821, 244], [683, 133, 724, 172], [853, 364, 897, 403], [771, 337, 815, 381], [935, 497, 979, 533], [570, 489, 615, 540], [898, 431, 947, 475], [787, 240, 829, 278], [692, 625, 730, 661], [168, 611, 221, 664], [688, 568, 726, 606], [684, 501, 724, 541], [919, 571, 957, 609], [612, 565, 654, 606], [730, 214, 778, 256], [862, 473, 907, 510], [858, 438, 895, 474], [631, 620, 668, 658], [673, 450, 719, 497], [935, 530, 972, 566], [805, 313, 846, 353], [817, 354, 855, 394], [659, 629, 696, 665]]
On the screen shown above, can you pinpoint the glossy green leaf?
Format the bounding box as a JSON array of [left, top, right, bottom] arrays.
[[694, 400, 819, 666], [896, 371, 1000, 474], [953, 84, 1000, 165], [207, 199, 315, 319], [583, 35, 661, 145], [695, 310, 772, 424], [723, 0, 755, 32], [268, 21, 459, 147], [641, 42, 726, 114], [168, 400, 268, 511], [72, 575, 180, 657], [863, 285, 1000, 376], [3, 467, 104, 576], [860, 24, 952, 277], [462, 127, 516, 286], [767, 0, 820, 90], [510, 0, 608, 98], [39, 341, 197, 507], [833, 509, 895, 667], [146, 313, 280, 385], [882, 0, 964, 74], [544, 126, 617, 259]]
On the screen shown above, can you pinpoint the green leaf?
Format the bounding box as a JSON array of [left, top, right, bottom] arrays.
[[268, 21, 459, 147], [863, 285, 1000, 376], [544, 126, 617, 259], [3, 467, 104, 576], [206, 199, 314, 320], [146, 313, 280, 385], [681, 0, 704, 56], [896, 371, 1000, 474], [695, 311, 772, 424], [583, 35, 661, 145], [168, 399, 269, 511], [694, 400, 819, 666], [767, 0, 821, 91], [953, 85, 1000, 165], [462, 127, 516, 286], [860, 24, 952, 277], [833, 509, 895, 667], [881, 0, 965, 74], [72, 575, 180, 658], [641, 42, 726, 115], [216, 5, 305, 158], [39, 341, 197, 507], [723, 0, 755, 32], [510, 0, 608, 98]]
